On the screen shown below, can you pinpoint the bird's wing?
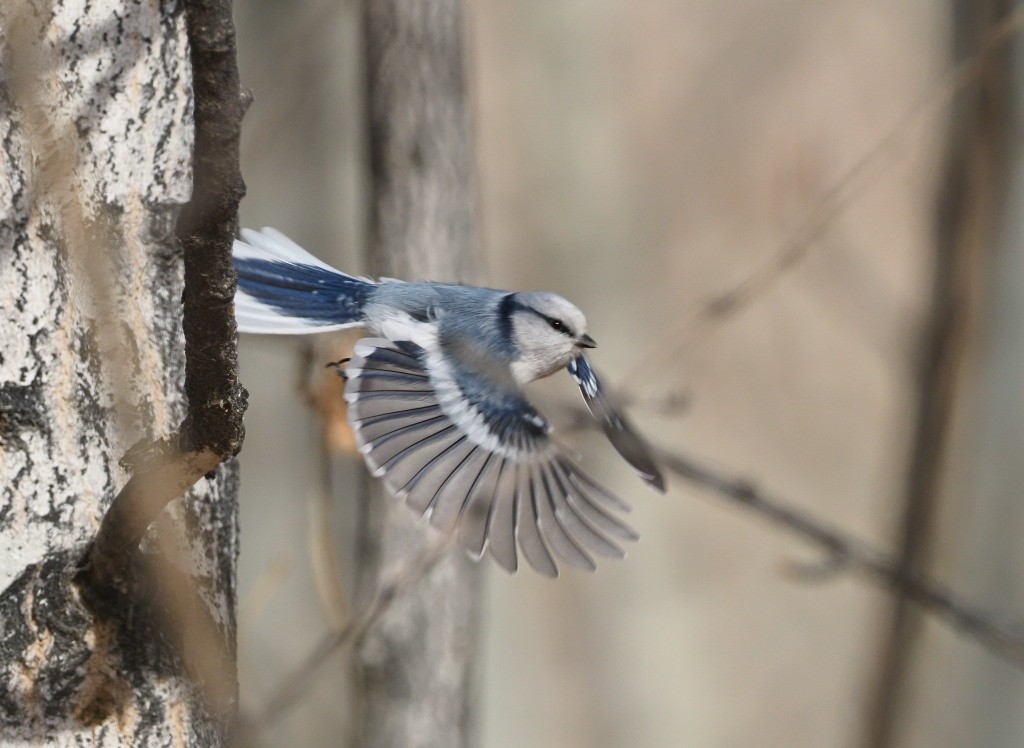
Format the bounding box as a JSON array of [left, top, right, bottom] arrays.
[[344, 338, 639, 577], [568, 355, 665, 492]]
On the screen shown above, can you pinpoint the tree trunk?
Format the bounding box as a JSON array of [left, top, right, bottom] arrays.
[[0, 0, 243, 744], [864, 3, 1024, 744], [859, 3, 1010, 745], [351, 1, 483, 745]]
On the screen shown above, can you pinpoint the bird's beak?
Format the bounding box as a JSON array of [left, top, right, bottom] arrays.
[[577, 334, 598, 348]]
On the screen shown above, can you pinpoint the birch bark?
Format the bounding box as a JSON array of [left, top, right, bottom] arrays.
[[0, 1, 240, 743]]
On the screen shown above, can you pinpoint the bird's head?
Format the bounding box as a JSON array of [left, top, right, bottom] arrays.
[[508, 291, 596, 383]]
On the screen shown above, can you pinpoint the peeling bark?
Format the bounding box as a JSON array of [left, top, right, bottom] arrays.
[[0, 0, 242, 744]]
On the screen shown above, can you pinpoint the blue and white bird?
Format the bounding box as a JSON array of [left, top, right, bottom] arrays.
[[233, 227, 664, 576]]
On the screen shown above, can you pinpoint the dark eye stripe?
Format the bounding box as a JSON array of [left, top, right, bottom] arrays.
[[531, 310, 574, 337]]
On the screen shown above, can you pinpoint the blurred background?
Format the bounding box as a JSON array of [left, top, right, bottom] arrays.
[[232, 1, 1024, 745]]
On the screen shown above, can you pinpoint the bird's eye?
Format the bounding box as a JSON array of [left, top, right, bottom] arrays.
[[549, 319, 565, 332]]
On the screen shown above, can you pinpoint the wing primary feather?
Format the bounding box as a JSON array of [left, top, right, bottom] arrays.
[[429, 447, 490, 533], [424, 445, 481, 528], [360, 409, 448, 450], [353, 340, 421, 364], [568, 354, 666, 491], [554, 460, 639, 541], [347, 389, 436, 402], [350, 348, 429, 377], [350, 371, 434, 393], [457, 453, 503, 559], [377, 423, 458, 472], [362, 416, 453, 467], [546, 463, 625, 559], [515, 466, 558, 577], [558, 458, 633, 513], [352, 403, 442, 428], [381, 429, 463, 495], [486, 462, 520, 572], [346, 391, 436, 421], [535, 465, 596, 570], [402, 436, 473, 516], [353, 362, 430, 379]]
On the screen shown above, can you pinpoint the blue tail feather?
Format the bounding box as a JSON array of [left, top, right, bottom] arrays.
[[235, 258, 372, 321], [235, 258, 373, 325], [232, 228, 376, 334]]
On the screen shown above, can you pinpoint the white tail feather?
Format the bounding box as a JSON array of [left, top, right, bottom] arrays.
[[238, 227, 373, 280]]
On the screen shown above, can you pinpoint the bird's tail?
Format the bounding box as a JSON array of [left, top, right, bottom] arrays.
[[232, 227, 375, 334]]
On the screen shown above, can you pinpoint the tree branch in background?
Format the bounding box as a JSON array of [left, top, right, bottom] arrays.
[[659, 449, 1024, 669], [623, 7, 1024, 385], [244, 409, 1024, 736], [553, 385, 1024, 672], [241, 535, 455, 736]]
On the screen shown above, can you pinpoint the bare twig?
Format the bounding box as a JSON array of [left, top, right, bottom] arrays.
[[296, 337, 358, 630], [308, 435, 350, 631], [239, 553, 296, 633], [84, 441, 222, 595], [660, 449, 1024, 669], [623, 7, 1024, 384], [243, 535, 455, 734]]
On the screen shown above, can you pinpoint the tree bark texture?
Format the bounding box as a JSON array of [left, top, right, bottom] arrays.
[[352, 1, 483, 746], [0, 0, 241, 744]]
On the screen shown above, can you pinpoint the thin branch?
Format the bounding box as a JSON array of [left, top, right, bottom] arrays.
[[660, 449, 1024, 669], [239, 553, 296, 633], [308, 428, 350, 632], [242, 535, 455, 735], [83, 440, 222, 596], [297, 337, 357, 631], [623, 7, 1024, 384]]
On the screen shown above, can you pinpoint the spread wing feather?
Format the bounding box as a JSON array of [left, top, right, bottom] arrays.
[[345, 338, 638, 576]]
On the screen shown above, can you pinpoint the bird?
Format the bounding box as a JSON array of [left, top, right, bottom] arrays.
[[233, 227, 665, 577]]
